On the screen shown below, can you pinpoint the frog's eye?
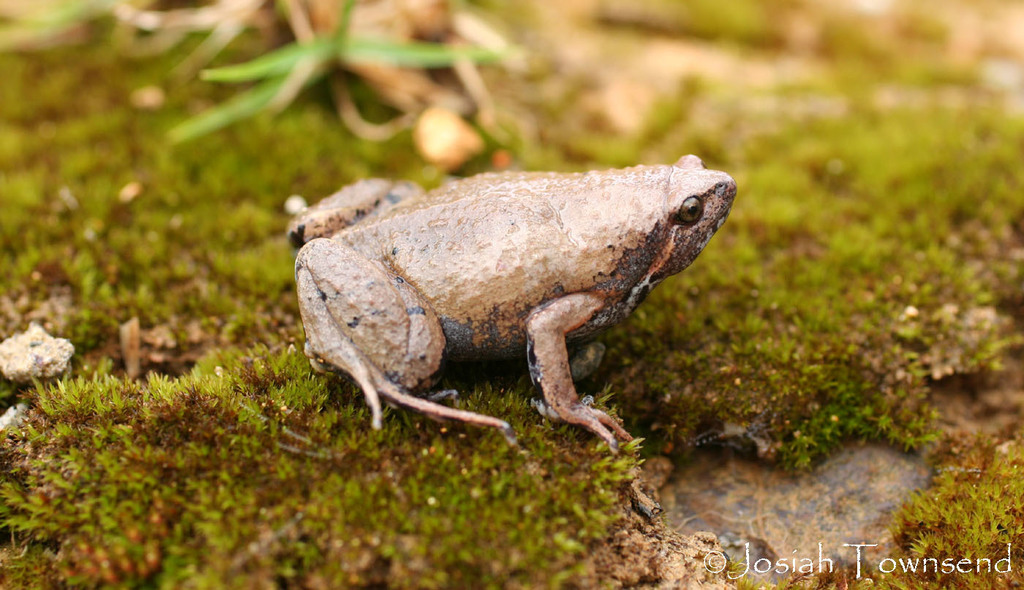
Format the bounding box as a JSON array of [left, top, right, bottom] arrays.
[[676, 196, 704, 224]]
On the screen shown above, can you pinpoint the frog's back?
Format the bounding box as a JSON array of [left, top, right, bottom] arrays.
[[351, 165, 670, 242], [344, 166, 669, 276], [391, 167, 666, 212], [337, 165, 672, 353]]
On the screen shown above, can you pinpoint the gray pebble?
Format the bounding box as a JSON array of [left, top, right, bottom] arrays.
[[0, 323, 75, 383]]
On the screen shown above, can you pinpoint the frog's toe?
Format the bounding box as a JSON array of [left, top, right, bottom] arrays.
[[533, 397, 628, 451], [499, 422, 518, 446], [588, 420, 620, 453], [565, 403, 632, 453], [589, 406, 633, 442]]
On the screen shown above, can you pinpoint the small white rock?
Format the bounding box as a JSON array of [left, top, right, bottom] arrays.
[[284, 195, 308, 215], [0, 403, 28, 432], [0, 323, 75, 383]]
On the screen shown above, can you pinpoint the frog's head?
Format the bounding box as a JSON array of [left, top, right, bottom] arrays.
[[654, 155, 736, 280]]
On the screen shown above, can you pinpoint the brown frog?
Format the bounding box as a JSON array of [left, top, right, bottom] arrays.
[[288, 155, 736, 451]]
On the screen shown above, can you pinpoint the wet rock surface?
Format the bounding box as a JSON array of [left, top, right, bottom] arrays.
[[0, 323, 75, 383], [661, 443, 932, 579]]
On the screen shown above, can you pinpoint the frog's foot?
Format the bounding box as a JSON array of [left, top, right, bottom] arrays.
[[526, 293, 634, 452], [296, 238, 516, 444], [531, 396, 630, 448]]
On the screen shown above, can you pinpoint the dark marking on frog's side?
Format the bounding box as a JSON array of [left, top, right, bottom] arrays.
[[440, 316, 476, 355], [407, 306, 426, 316], [346, 207, 375, 229], [290, 223, 306, 247], [441, 313, 520, 360], [485, 308, 508, 348], [579, 223, 670, 333], [347, 316, 360, 329], [592, 226, 665, 294]]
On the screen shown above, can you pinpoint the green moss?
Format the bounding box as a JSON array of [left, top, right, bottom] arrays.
[[0, 346, 638, 588], [878, 437, 1024, 589]]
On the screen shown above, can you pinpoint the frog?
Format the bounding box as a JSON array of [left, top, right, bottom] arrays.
[[288, 155, 736, 451]]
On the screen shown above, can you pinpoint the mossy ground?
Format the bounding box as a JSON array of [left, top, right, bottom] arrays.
[[0, 347, 638, 587], [1, 1, 1023, 587]]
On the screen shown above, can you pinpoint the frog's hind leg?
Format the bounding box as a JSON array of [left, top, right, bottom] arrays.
[[288, 179, 423, 247], [375, 382, 517, 445], [295, 238, 516, 443]]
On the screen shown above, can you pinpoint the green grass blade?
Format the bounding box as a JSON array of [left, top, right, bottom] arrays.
[[168, 76, 289, 143], [338, 0, 357, 38], [201, 35, 507, 83], [343, 37, 507, 67], [200, 38, 334, 82]]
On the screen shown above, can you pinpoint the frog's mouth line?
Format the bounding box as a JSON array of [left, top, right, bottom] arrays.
[[715, 212, 729, 231]]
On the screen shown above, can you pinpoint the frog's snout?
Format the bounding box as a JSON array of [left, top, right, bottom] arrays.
[[715, 177, 737, 199], [710, 175, 737, 231], [714, 176, 738, 208]]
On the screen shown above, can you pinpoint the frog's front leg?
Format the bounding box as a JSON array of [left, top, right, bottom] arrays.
[[295, 238, 516, 443], [525, 293, 633, 451]]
